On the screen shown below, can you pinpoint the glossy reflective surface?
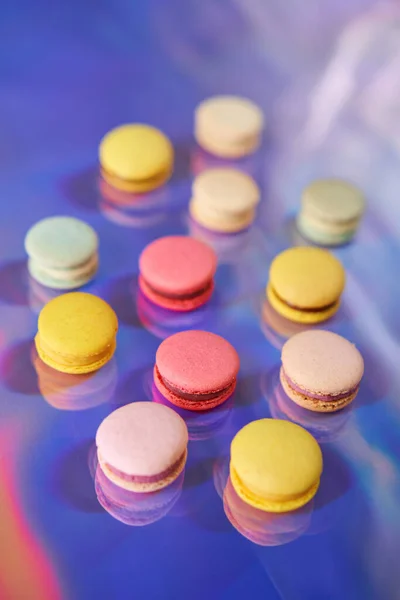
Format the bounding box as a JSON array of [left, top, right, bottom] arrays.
[[0, 1, 399, 598]]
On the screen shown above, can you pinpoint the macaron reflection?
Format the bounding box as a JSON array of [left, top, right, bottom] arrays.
[[98, 175, 169, 229], [33, 350, 117, 410], [153, 383, 233, 441], [260, 298, 314, 350], [188, 217, 252, 264], [28, 277, 64, 314], [137, 288, 212, 339], [261, 368, 352, 443], [95, 465, 183, 526], [223, 477, 313, 546], [191, 145, 261, 179]]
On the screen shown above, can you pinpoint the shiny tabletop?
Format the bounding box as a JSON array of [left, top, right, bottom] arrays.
[[0, 1, 399, 599]]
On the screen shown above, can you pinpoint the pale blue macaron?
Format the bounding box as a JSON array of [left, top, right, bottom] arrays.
[[297, 214, 356, 246], [25, 216, 99, 289]]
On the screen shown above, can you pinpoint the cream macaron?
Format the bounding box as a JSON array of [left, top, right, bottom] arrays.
[[195, 96, 264, 158], [189, 168, 260, 233]]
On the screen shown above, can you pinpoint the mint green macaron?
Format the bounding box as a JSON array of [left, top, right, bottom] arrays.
[[25, 216, 99, 289], [297, 179, 365, 246]]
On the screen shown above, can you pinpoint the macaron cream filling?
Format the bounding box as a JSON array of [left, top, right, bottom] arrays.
[[36, 334, 116, 369], [230, 464, 320, 513], [101, 166, 171, 188], [29, 253, 99, 283], [280, 367, 359, 402], [154, 365, 236, 404], [268, 284, 339, 313], [140, 275, 214, 302], [98, 449, 187, 484]]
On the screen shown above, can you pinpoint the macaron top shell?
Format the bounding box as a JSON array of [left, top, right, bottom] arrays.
[[38, 292, 118, 359], [302, 179, 365, 223], [196, 96, 264, 139], [269, 247, 345, 309], [25, 216, 98, 268], [231, 419, 322, 500], [281, 330, 364, 396], [99, 124, 173, 181], [96, 402, 188, 477], [156, 330, 240, 395], [193, 168, 260, 213], [139, 236, 217, 296]]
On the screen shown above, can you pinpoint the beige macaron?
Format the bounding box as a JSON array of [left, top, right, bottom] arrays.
[[189, 168, 260, 233], [195, 96, 264, 158], [280, 330, 364, 412]]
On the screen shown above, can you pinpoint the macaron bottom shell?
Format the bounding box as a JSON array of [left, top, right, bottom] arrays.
[[35, 334, 116, 375], [101, 166, 172, 193], [267, 283, 340, 324], [154, 365, 235, 411], [139, 275, 214, 312], [280, 367, 358, 413], [195, 129, 260, 159], [28, 255, 98, 290], [98, 448, 187, 493], [189, 198, 255, 233], [297, 214, 356, 246], [230, 464, 320, 513]]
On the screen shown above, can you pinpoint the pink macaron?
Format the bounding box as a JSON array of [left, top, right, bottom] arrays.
[[138, 236, 217, 312], [154, 330, 240, 411], [96, 402, 188, 492]]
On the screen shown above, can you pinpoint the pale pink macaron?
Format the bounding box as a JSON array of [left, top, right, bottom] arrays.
[[139, 236, 217, 312], [280, 330, 364, 412], [96, 402, 188, 492]]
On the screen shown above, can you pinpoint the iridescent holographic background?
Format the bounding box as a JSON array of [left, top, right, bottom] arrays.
[[0, 1, 399, 598]]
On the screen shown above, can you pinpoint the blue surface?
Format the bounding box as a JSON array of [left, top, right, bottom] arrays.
[[1, 1, 400, 599]]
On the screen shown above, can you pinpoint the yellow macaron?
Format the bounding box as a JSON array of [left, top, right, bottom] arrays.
[[35, 292, 118, 374], [267, 247, 345, 323], [99, 124, 174, 193], [230, 419, 323, 513]]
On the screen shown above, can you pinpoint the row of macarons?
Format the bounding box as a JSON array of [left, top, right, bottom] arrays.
[[99, 94, 365, 245], [26, 216, 349, 323]]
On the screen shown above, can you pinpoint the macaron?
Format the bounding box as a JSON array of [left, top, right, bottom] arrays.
[[280, 330, 364, 412], [297, 178, 365, 246], [99, 124, 173, 193], [189, 168, 260, 233], [139, 236, 217, 312], [154, 330, 240, 411], [35, 292, 118, 374], [267, 247, 345, 323], [96, 402, 188, 492], [25, 216, 98, 290], [230, 419, 323, 512], [195, 96, 264, 158]]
